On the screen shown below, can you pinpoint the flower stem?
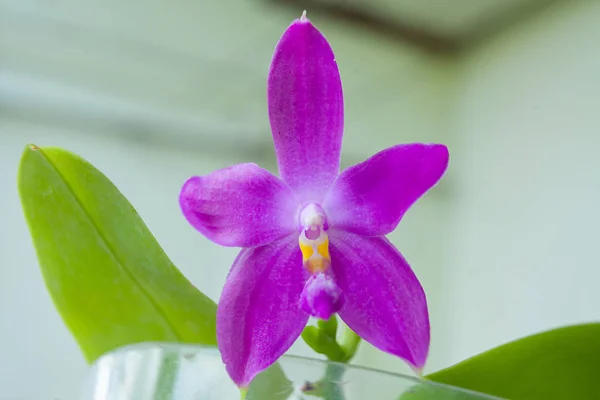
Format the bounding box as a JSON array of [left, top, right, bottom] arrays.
[[302, 363, 346, 400], [339, 324, 361, 363], [154, 352, 180, 400], [301, 320, 361, 400], [301, 318, 361, 363]]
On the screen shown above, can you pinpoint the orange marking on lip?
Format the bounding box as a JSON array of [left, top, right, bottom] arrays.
[[299, 240, 314, 261], [306, 257, 331, 274], [317, 236, 330, 260]]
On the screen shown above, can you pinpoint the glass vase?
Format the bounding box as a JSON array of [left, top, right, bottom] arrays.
[[79, 343, 500, 400]]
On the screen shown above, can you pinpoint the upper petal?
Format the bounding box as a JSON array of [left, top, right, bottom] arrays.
[[324, 144, 449, 236], [179, 163, 298, 247], [329, 230, 430, 369], [217, 235, 309, 387], [267, 16, 344, 201]]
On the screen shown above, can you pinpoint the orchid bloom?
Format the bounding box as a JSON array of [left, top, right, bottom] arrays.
[[179, 14, 449, 387]]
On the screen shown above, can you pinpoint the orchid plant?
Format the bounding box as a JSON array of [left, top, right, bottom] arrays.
[[16, 10, 600, 400], [179, 12, 448, 388]]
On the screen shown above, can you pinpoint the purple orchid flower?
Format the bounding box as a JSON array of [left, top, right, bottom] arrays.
[[179, 14, 449, 388]]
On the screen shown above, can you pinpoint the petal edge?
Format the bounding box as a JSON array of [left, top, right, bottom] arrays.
[[324, 144, 449, 236], [267, 17, 344, 201], [329, 230, 430, 368], [217, 235, 309, 387], [179, 163, 298, 247]]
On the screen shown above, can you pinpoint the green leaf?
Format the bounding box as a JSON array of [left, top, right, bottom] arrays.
[[18, 145, 217, 363], [403, 323, 600, 400]]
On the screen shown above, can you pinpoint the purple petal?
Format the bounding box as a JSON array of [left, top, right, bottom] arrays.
[[329, 230, 430, 369], [324, 144, 449, 236], [217, 235, 309, 387], [179, 163, 299, 247], [267, 16, 344, 201]]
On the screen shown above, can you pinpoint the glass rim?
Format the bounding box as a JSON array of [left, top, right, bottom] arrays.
[[89, 341, 503, 399]]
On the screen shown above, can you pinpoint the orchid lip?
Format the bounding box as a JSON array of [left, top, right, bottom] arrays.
[[300, 272, 344, 320]]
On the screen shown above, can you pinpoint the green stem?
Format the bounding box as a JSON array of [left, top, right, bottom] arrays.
[[154, 352, 180, 400], [303, 363, 346, 400], [302, 320, 362, 363], [322, 363, 346, 400], [302, 323, 361, 400], [339, 324, 361, 362]]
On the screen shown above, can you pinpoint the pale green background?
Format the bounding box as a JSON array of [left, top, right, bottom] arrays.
[[1, 0, 599, 399]]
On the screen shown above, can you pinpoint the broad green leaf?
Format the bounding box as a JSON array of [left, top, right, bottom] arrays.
[[401, 323, 600, 400], [18, 145, 217, 363]]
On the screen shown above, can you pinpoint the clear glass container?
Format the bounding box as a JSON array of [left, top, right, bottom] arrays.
[[79, 343, 501, 400]]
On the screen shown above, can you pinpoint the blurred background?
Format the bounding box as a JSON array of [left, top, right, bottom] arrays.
[[1, 0, 599, 398]]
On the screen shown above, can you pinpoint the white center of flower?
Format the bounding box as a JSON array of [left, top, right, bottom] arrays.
[[299, 203, 324, 228]]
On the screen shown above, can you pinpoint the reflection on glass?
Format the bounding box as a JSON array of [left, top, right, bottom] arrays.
[[80, 343, 501, 400]]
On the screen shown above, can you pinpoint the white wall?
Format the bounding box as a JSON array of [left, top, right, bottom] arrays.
[[446, 0, 600, 364]]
